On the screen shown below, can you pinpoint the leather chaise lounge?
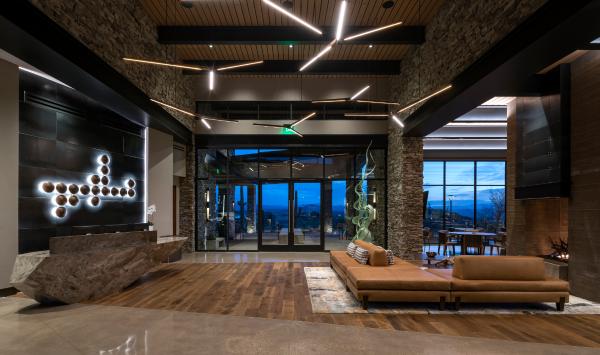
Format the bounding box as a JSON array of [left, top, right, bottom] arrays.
[[330, 241, 570, 311]]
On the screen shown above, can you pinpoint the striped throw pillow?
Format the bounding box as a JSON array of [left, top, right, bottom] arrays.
[[346, 242, 358, 257], [353, 246, 369, 265], [385, 250, 395, 265]]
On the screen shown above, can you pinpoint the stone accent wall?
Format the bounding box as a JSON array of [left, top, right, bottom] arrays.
[[30, 0, 196, 130], [569, 51, 600, 302], [390, 0, 547, 109], [179, 139, 196, 252], [387, 131, 423, 259], [30, 0, 197, 249], [386, 0, 546, 258]]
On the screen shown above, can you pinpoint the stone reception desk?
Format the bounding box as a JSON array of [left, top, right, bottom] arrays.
[[10, 231, 185, 304]]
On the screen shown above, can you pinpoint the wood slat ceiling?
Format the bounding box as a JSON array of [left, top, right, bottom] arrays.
[[141, 0, 444, 62], [142, 0, 443, 27]]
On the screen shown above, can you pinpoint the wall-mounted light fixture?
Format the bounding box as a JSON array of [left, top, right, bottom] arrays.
[[205, 188, 210, 222], [39, 153, 137, 219]]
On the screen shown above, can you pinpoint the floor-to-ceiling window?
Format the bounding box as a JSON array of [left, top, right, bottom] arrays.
[[423, 161, 506, 237], [196, 146, 386, 251]]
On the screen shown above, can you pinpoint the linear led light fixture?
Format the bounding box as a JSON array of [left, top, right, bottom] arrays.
[[344, 21, 403, 41], [262, 0, 322, 35], [19, 67, 73, 89], [300, 39, 336, 71], [446, 122, 507, 127], [123, 57, 207, 71], [200, 118, 212, 130], [397, 85, 453, 114], [355, 99, 400, 105], [290, 112, 317, 127], [208, 70, 215, 91], [391, 114, 404, 128], [350, 85, 370, 100], [217, 60, 264, 71], [312, 98, 349, 103], [199, 115, 239, 123], [150, 98, 197, 118], [335, 0, 348, 40], [344, 113, 389, 117], [151, 99, 238, 124]]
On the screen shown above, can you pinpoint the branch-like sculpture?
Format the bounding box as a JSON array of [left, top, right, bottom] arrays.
[[351, 143, 376, 242]]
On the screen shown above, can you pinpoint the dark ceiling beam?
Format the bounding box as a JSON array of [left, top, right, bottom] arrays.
[[0, 2, 192, 144], [402, 0, 600, 137], [182, 60, 401, 75], [158, 26, 424, 45]]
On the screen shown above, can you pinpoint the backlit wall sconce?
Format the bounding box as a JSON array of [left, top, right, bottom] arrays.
[[39, 154, 137, 219], [372, 187, 377, 221], [205, 188, 210, 221]]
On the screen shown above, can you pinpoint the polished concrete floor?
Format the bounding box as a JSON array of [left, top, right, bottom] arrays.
[[1, 297, 596, 355]]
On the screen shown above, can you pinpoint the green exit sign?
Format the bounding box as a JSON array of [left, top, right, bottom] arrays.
[[281, 128, 295, 135]]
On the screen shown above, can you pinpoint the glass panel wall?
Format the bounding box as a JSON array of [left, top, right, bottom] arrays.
[[197, 146, 387, 251], [423, 161, 506, 238]]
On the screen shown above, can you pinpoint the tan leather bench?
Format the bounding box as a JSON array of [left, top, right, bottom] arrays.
[[346, 266, 451, 309], [331, 242, 570, 311], [428, 256, 570, 310]]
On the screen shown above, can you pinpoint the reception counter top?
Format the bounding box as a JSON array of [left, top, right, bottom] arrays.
[[10, 231, 185, 304]]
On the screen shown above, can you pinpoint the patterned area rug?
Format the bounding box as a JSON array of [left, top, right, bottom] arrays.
[[304, 267, 600, 315]]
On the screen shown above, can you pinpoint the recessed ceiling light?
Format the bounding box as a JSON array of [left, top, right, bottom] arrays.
[[281, 0, 294, 10], [382, 1, 395, 9]]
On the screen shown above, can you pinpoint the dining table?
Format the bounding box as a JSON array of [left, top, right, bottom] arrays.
[[447, 231, 497, 255]]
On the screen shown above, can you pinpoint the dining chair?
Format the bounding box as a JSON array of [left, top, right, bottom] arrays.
[[463, 234, 484, 255], [490, 232, 507, 255], [437, 230, 459, 256], [423, 227, 432, 249]]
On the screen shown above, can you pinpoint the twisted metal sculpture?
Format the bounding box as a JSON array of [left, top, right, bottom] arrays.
[[351, 143, 376, 242]]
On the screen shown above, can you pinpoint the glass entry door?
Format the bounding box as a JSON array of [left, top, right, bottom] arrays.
[[259, 181, 323, 250]]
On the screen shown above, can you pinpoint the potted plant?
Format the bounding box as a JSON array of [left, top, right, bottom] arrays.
[[147, 204, 156, 231]]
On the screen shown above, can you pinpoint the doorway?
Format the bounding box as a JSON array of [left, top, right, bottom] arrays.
[[259, 181, 322, 250]]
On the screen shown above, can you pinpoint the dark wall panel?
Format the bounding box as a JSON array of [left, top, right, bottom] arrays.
[[18, 71, 146, 253]]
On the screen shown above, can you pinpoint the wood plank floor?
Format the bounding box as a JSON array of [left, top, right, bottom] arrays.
[[90, 262, 600, 348]]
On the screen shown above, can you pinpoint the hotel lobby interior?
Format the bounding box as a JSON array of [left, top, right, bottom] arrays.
[[1, 0, 600, 354]]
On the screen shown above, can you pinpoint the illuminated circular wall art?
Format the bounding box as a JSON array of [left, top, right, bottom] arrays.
[[68, 184, 79, 194], [69, 195, 79, 206], [38, 153, 138, 219], [56, 195, 67, 206], [80, 185, 90, 195], [56, 183, 67, 194], [55, 207, 66, 218], [42, 182, 54, 193]]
